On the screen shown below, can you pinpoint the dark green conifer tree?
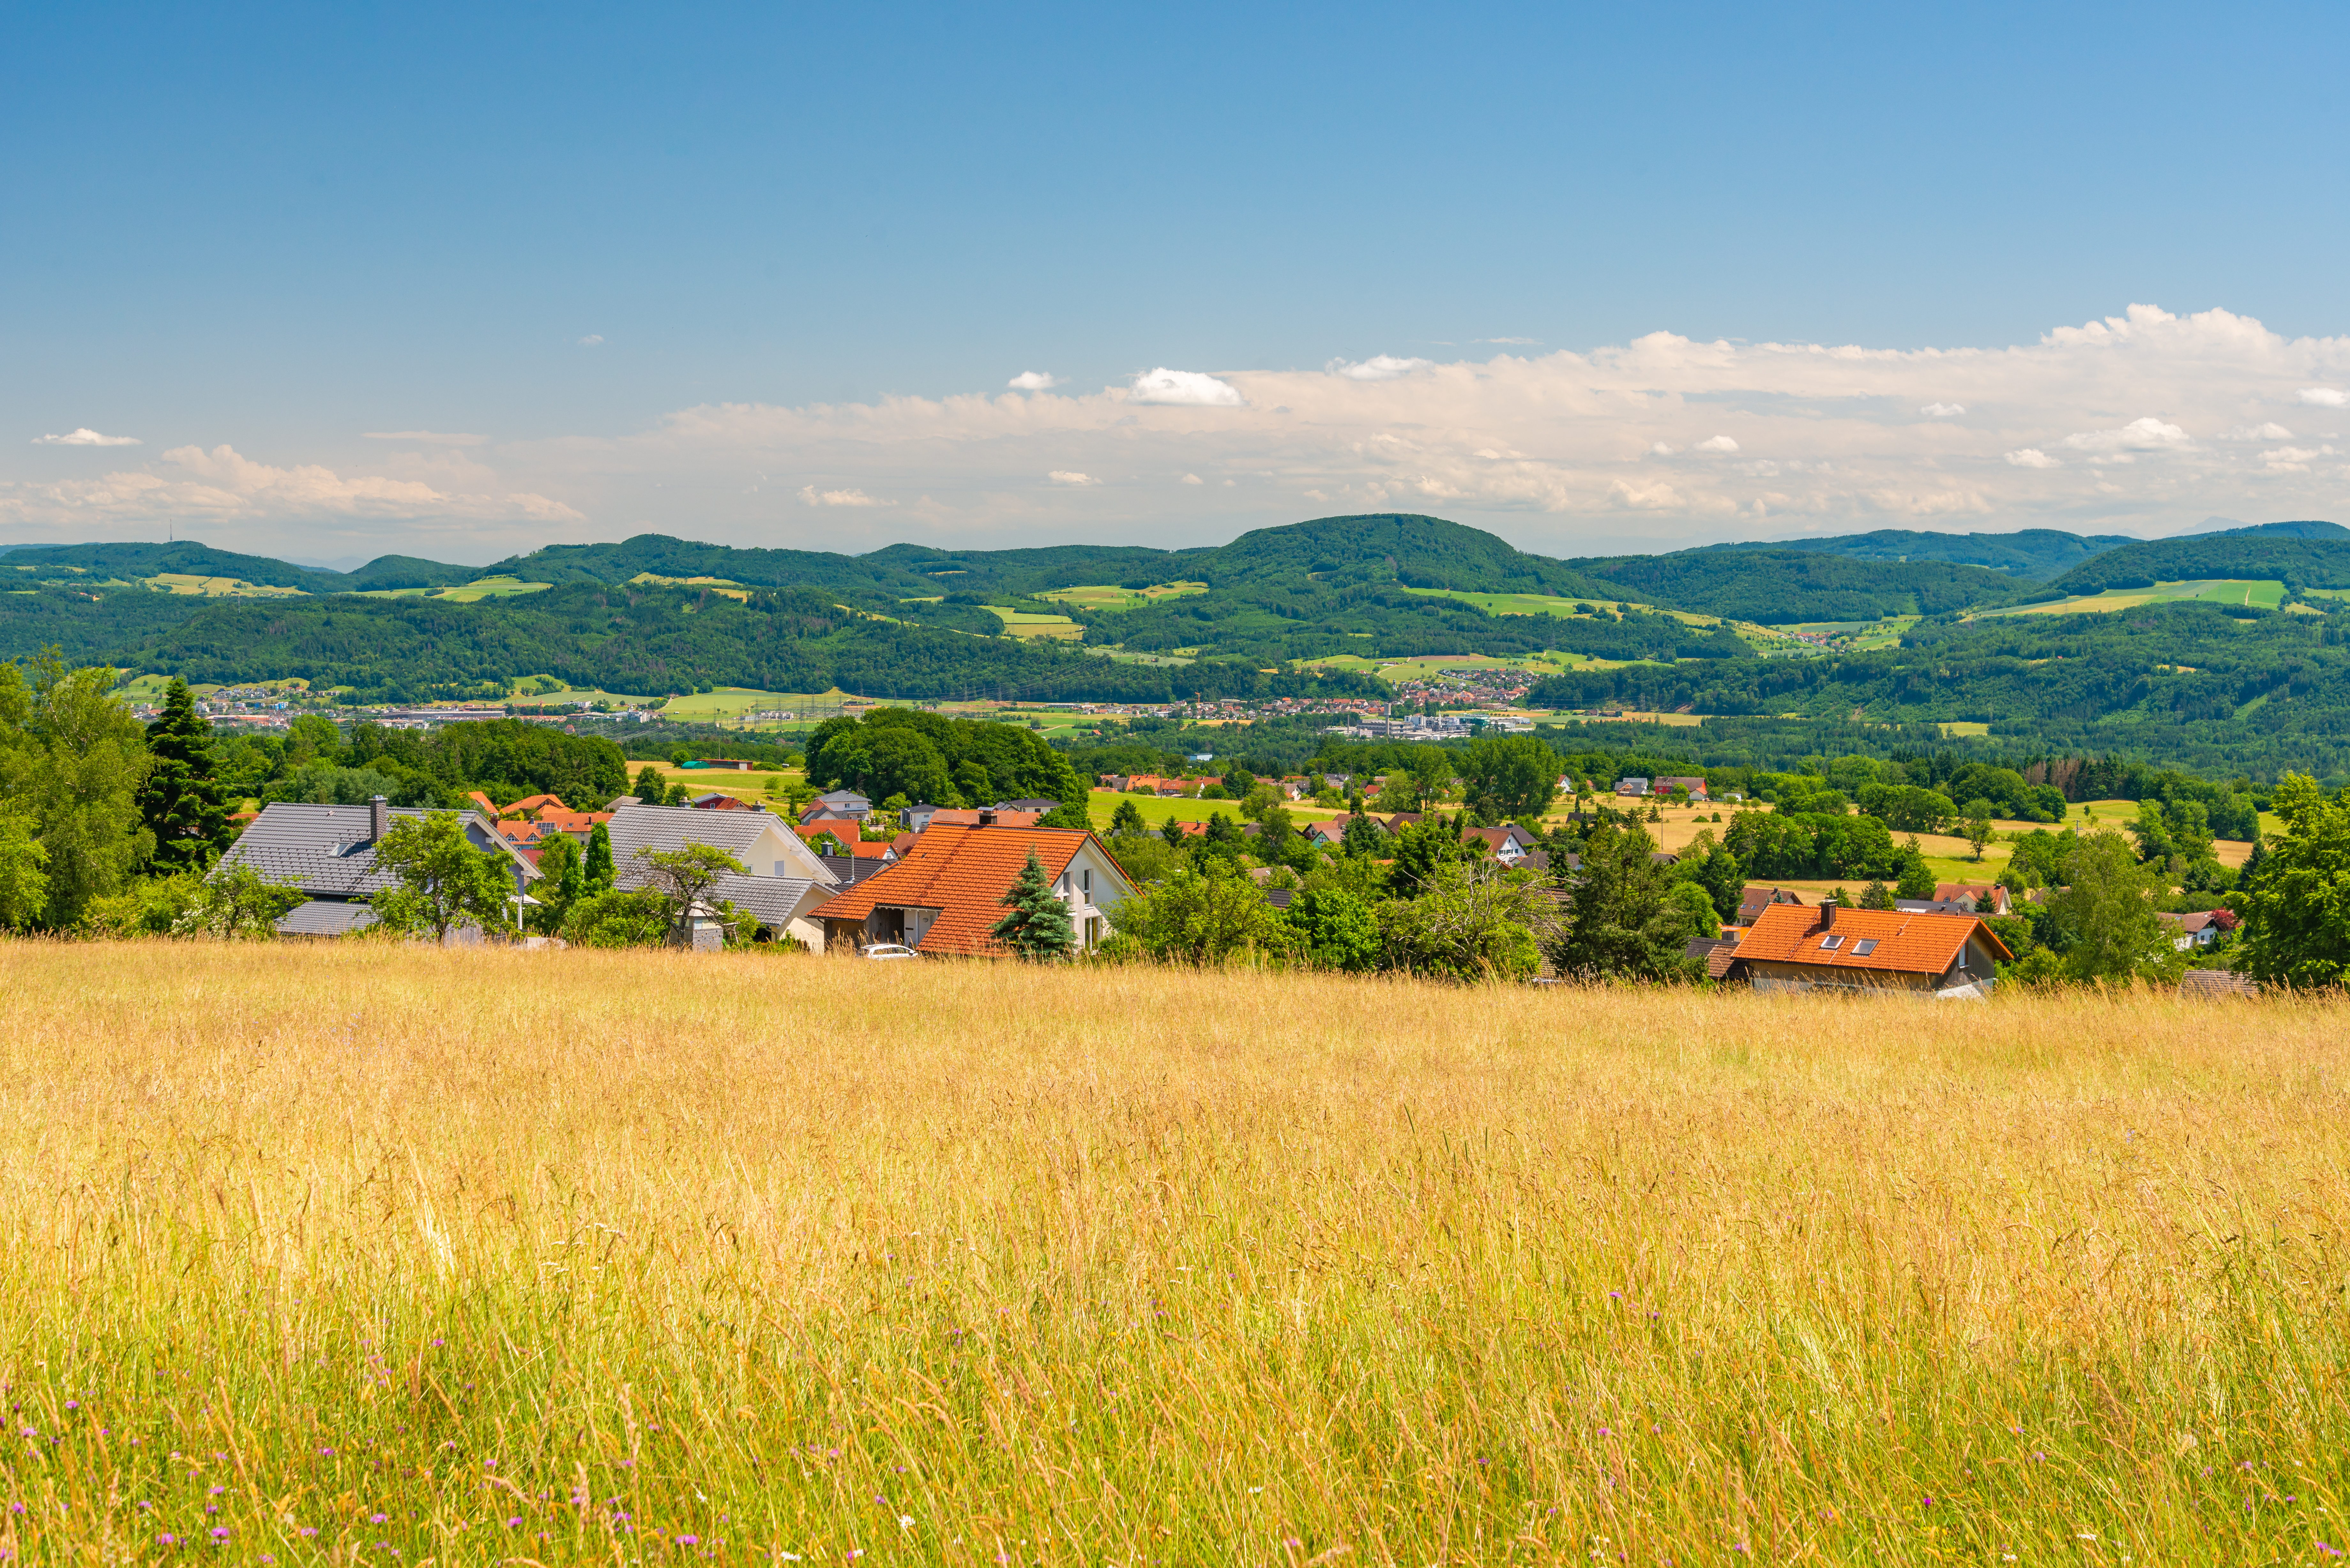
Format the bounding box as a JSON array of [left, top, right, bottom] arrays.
[[138, 678, 232, 871], [989, 849, 1075, 960]]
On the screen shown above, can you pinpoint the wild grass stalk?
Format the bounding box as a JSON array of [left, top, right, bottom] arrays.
[[0, 942, 2345, 1564]]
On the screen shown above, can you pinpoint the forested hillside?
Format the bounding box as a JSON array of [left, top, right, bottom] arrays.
[[1527, 600, 2350, 777], [1566, 549, 2033, 623], [99, 582, 1390, 705], [2042, 528, 2350, 596], [1691, 528, 2138, 581]]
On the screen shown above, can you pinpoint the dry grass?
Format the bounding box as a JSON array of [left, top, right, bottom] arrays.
[[4, 944, 2348, 1564]]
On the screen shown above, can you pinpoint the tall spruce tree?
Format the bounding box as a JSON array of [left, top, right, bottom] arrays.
[[990, 848, 1076, 960], [138, 678, 232, 871]]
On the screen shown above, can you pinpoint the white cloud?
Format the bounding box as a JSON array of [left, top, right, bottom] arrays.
[[1047, 471, 1100, 486], [1694, 435, 1740, 453], [2058, 417, 2189, 455], [362, 430, 489, 445], [1006, 371, 1060, 391], [1920, 403, 1966, 417], [2298, 387, 2346, 407], [1127, 367, 1244, 406], [1180, 472, 1203, 485], [578, 335, 604, 348], [2219, 422, 2293, 441], [797, 485, 884, 507], [2262, 445, 2334, 472], [0, 443, 580, 533], [33, 428, 140, 446], [275, 299, 2348, 557], [1327, 354, 1434, 381]]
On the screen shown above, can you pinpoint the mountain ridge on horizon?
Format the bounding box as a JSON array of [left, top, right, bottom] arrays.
[[7, 513, 2341, 602]]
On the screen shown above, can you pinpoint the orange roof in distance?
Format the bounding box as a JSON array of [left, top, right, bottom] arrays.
[[811, 823, 1097, 956], [1733, 902, 2013, 975], [796, 822, 860, 852]]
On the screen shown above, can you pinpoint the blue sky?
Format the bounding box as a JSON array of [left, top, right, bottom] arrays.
[[6, 2, 2348, 564]]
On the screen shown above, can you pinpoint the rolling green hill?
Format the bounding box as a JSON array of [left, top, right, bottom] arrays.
[[97, 582, 1391, 705], [0, 540, 351, 594], [2041, 525, 2350, 597], [10, 514, 2346, 741], [1691, 528, 2139, 581], [1565, 548, 2035, 623], [1526, 599, 2350, 778]]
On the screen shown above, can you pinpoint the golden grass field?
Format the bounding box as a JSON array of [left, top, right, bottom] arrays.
[[4, 943, 2347, 1564]]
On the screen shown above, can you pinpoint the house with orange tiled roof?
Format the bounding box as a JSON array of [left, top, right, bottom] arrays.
[[471, 792, 617, 857], [795, 821, 861, 856], [1717, 901, 2012, 999], [810, 822, 1135, 955]]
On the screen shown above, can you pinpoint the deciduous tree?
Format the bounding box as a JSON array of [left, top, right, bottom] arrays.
[[368, 813, 518, 943], [2236, 774, 2350, 989], [1457, 735, 1558, 822]]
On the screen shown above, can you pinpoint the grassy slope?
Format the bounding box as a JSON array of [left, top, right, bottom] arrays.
[[4, 944, 2347, 1562]]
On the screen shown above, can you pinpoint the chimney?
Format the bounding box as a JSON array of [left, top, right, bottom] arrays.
[[1817, 899, 1836, 929], [977, 809, 997, 827], [369, 795, 390, 842]]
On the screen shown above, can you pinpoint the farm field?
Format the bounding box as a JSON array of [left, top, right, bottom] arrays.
[[144, 573, 307, 597], [1394, 587, 1734, 633], [357, 575, 554, 603], [1082, 788, 1352, 833], [981, 606, 1085, 639], [1037, 581, 1208, 610], [1303, 650, 1611, 681], [4, 944, 2348, 1564], [626, 572, 753, 600], [620, 761, 796, 804], [1973, 578, 2288, 619]]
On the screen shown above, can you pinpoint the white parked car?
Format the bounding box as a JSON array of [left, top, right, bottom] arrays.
[[861, 943, 919, 961]]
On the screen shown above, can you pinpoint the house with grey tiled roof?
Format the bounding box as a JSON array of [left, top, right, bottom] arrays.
[[604, 803, 838, 947], [218, 796, 541, 938]]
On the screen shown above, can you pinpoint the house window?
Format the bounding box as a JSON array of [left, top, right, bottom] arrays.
[[1819, 934, 1844, 950], [1081, 868, 1091, 894], [1852, 938, 1878, 956]]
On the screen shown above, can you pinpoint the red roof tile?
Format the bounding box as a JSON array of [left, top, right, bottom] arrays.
[[811, 824, 1103, 956], [796, 822, 859, 852], [1732, 901, 2011, 976]]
